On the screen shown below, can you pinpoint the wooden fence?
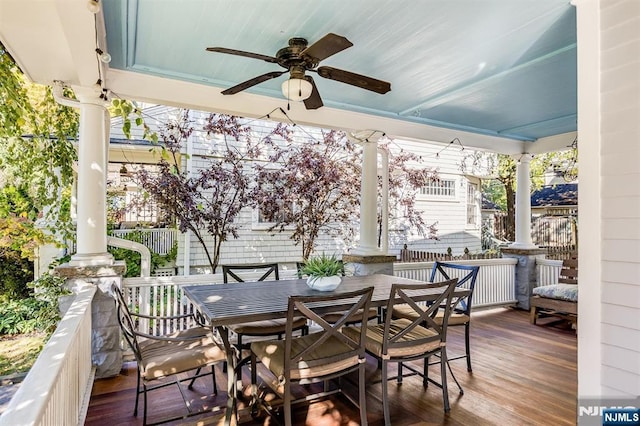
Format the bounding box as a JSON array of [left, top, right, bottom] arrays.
[[398, 245, 501, 262], [399, 244, 575, 262]]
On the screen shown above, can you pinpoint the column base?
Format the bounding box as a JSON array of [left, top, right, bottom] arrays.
[[348, 246, 384, 256], [69, 252, 115, 267], [343, 254, 396, 276], [55, 261, 126, 378], [508, 242, 539, 250], [501, 248, 546, 310]]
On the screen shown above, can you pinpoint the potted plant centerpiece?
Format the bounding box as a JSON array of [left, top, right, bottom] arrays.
[[301, 254, 344, 291]]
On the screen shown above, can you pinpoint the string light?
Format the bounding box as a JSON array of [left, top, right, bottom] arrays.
[[93, 79, 103, 94], [95, 48, 112, 63]]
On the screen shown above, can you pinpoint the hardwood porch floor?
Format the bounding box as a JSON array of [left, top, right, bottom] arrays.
[[86, 307, 577, 425]]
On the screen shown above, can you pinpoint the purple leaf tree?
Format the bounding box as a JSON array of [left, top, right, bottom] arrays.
[[254, 129, 361, 260], [254, 129, 438, 260], [135, 111, 261, 273]]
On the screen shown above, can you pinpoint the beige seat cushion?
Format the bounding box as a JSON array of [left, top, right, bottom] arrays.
[[321, 308, 378, 324], [343, 318, 442, 359], [229, 317, 307, 336], [138, 327, 226, 379], [393, 305, 469, 326], [434, 311, 469, 326], [251, 333, 360, 381]]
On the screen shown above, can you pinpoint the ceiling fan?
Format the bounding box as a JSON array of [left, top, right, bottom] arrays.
[[206, 33, 391, 110]]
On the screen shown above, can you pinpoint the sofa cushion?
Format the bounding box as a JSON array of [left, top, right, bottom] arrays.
[[532, 284, 578, 302]]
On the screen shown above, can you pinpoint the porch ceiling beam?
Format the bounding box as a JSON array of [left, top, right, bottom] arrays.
[[106, 68, 528, 154], [527, 131, 577, 154]]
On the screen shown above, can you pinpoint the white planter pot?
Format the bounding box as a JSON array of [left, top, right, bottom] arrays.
[[306, 275, 342, 292]]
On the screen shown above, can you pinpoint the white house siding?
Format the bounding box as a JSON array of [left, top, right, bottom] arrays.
[[598, 0, 640, 397], [577, 0, 640, 404], [389, 138, 482, 256]]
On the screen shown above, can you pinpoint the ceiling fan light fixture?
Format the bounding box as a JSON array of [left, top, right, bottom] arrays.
[[281, 78, 312, 102]]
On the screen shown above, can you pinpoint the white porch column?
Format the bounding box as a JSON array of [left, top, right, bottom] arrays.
[[378, 147, 389, 255], [510, 153, 536, 249], [70, 89, 113, 266], [351, 138, 382, 255]]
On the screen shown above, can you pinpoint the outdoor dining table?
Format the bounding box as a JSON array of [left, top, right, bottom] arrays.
[[182, 273, 446, 425]]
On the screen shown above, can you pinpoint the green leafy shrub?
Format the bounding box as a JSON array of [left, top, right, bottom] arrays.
[[0, 297, 58, 335]]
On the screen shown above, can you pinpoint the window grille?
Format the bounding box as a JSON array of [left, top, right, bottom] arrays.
[[420, 179, 456, 197]]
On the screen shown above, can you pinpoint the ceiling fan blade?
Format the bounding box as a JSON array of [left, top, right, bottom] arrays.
[[206, 47, 278, 64], [303, 76, 323, 110], [301, 33, 353, 62], [316, 66, 391, 94], [221, 71, 287, 95]]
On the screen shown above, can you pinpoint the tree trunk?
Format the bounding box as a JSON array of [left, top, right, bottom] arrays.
[[505, 183, 516, 241]]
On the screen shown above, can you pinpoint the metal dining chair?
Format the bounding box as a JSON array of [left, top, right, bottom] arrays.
[[343, 279, 466, 425], [222, 263, 308, 349], [250, 286, 374, 426], [392, 261, 480, 372], [111, 284, 227, 425]]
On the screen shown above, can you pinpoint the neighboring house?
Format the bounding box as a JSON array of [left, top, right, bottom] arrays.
[[530, 183, 578, 250], [106, 106, 484, 274], [531, 182, 578, 217]]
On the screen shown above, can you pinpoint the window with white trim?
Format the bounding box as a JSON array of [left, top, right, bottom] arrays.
[[420, 179, 456, 197], [467, 182, 479, 227]]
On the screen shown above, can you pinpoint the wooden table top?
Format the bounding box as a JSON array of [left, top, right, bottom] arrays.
[[184, 274, 446, 327]]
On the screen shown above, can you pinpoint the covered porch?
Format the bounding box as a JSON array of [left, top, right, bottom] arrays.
[[2, 0, 639, 424], [85, 307, 577, 425]]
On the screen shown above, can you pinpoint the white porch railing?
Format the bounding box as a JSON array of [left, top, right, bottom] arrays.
[[110, 228, 177, 255], [394, 258, 519, 309], [0, 286, 97, 426], [536, 257, 564, 287]]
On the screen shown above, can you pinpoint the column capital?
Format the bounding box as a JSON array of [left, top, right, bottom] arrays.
[[348, 129, 384, 144], [72, 85, 110, 107], [511, 152, 534, 163]]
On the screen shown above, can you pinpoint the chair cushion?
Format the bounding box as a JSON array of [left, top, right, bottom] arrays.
[[392, 305, 469, 326], [228, 317, 307, 335], [138, 328, 226, 380], [250, 333, 360, 381], [392, 304, 424, 321], [433, 312, 470, 326], [321, 308, 378, 324], [532, 284, 578, 302], [343, 319, 441, 359]]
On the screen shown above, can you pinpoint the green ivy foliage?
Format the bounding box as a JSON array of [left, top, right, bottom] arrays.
[[0, 43, 78, 245]]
